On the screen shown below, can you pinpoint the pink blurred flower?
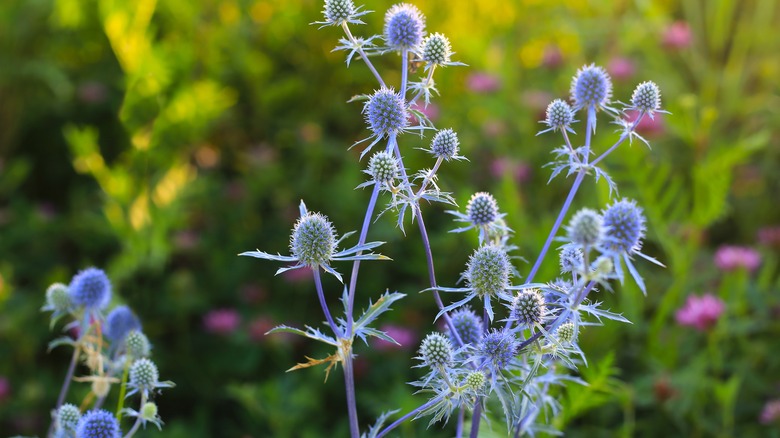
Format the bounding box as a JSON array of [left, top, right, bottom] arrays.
[[239, 283, 267, 305], [77, 81, 108, 104], [663, 21, 692, 50], [481, 120, 507, 138], [758, 226, 780, 248], [409, 102, 440, 124], [282, 266, 312, 284], [675, 293, 725, 331], [248, 316, 275, 342], [467, 72, 500, 94], [0, 376, 9, 403], [174, 230, 200, 251], [541, 44, 563, 69], [203, 308, 241, 335], [714, 245, 761, 272], [373, 324, 417, 351], [760, 399, 780, 424], [608, 57, 635, 80], [490, 157, 531, 183]]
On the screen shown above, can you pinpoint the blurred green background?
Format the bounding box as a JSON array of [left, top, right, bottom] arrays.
[[1, 0, 779, 436]]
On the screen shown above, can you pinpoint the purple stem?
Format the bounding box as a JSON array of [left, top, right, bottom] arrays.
[[456, 405, 465, 438], [346, 182, 381, 337], [312, 267, 343, 339], [342, 354, 360, 438], [469, 402, 483, 438], [342, 23, 386, 88], [376, 393, 447, 438]]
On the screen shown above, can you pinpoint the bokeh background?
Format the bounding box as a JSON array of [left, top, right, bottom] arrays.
[[1, 0, 779, 436]]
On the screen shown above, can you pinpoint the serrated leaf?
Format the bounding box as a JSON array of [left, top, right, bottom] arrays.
[[47, 336, 76, 352], [266, 325, 338, 346], [353, 291, 405, 332]]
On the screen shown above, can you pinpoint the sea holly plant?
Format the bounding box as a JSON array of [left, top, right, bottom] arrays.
[[242, 1, 666, 437], [42, 267, 173, 438]]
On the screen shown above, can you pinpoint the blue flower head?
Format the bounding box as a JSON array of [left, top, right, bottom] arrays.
[[125, 330, 151, 358], [105, 305, 141, 343], [566, 208, 604, 248], [539, 99, 575, 134], [559, 246, 584, 274], [384, 3, 425, 49], [602, 199, 645, 254], [76, 409, 120, 438], [418, 333, 453, 369], [630, 81, 662, 115], [367, 151, 399, 182], [421, 32, 451, 66], [429, 128, 460, 161], [447, 308, 482, 346], [466, 192, 498, 226], [511, 289, 546, 328], [478, 329, 517, 371], [57, 403, 81, 432], [69, 267, 111, 310], [364, 87, 409, 138], [466, 245, 510, 298], [290, 212, 337, 266], [570, 64, 613, 111], [128, 358, 174, 398]]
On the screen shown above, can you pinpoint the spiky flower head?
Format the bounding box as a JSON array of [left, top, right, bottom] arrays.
[[322, 0, 355, 25], [384, 3, 425, 49], [556, 322, 576, 344], [544, 99, 574, 131], [631, 81, 661, 113], [602, 199, 646, 254], [560, 246, 584, 273], [126, 330, 151, 358], [75, 409, 120, 438], [571, 64, 613, 110], [466, 192, 499, 226], [105, 305, 141, 343], [512, 289, 546, 327], [141, 402, 159, 421], [430, 128, 460, 160], [466, 245, 511, 298], [57, 403, 81, 431], [421, 32, 451, 65], [364, 88, 409, 138], [479, 330, 517, 371], [567, 208, 604, 247], [45, 283, 72, 312], [419, 333, 453, 368], [290, 211, 336, 266], [129, 358, 160, 392], [69, 267, 111, 310], [367, 151, 399, 182], [465, 371, 486, 391], [448, 308, 482, 345], [593, 255, 614, 277]]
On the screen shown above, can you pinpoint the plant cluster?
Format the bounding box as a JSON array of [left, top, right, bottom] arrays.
[[242, 1, 667, 436], [42, 268, 173, 438]]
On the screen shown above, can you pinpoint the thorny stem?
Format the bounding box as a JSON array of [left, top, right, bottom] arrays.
[[376, 393, 448, 438], [312, 268, 343, 339], [342, 23, 386, 88], [342, 354, 361, 438]]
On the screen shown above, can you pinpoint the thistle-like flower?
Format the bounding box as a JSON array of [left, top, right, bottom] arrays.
[[69, 267, 111, 311], [565, 208, 604, 248], [127, 358, 174, 398], [477, 330, 517, 374], [367, 150, 399, 182], [465, 371, 486, 392], [599, 199, 663, 294], [425, 128, 465, 161], [384, 3, 425, 50], [418, 333, 453, 369], [628, 81, 666, 118], [75, 409, 120, 438], [447, 308, 482, 346], [125, 330, 151, 359], [240, 201, 389, 282], [555, 322, 576, 345], [314, 0, 370, 27], [511, 289, 546, 328], [42, 283, 73, 327], [559, 246, 584, 274], [537, 99, 576, 135], [447, 192, 510, 244], [354, 88, 411, 158], [570, 64, 613, 112], [420, 32, 461, 68], [57, 403, 81, 433], [104, 305, 141, 343]]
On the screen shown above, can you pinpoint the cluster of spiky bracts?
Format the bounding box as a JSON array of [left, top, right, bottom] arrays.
[[245, 3, 667, 438], [43, 268, 172, 438]]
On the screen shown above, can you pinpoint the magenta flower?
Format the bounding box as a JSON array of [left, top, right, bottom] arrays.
[[467, 72, 500, 94], [714, 245, 761, 272], [490, 157, 531, 184], [203, 308, 241, 335], [373, 324, 417, 351], [541, 44, 563, 69], [758, 226, 780, 248], [0, 376, 9, 403], [408, 102, 440, 124], [626, 109, 665, 137], [607, 57, 635, 81], [663, 21, 692, 50], [675, 293, 725, 331], [760, 399, 780, 425]]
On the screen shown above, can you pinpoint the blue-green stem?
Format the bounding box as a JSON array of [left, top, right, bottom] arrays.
[[400, 49, 409, 97], [342, 354, 360, 438], [122, 392, 147, 438], [346, 182, 381, 338], [376, 393, 448, 438], [469, 402, 483, 438], [456, 404, 465, 438], [342, 23, 386, 88], [312, 267, 343, 339]]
